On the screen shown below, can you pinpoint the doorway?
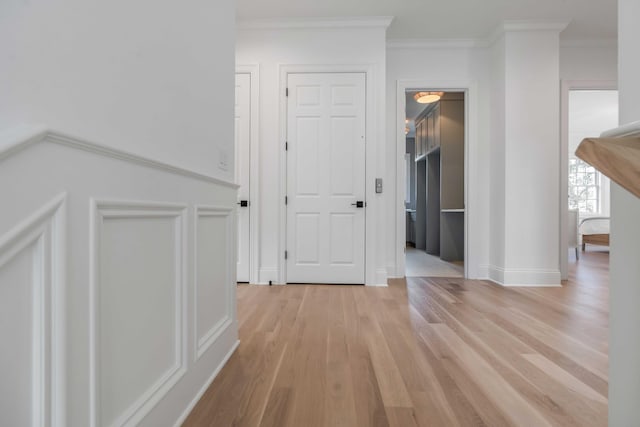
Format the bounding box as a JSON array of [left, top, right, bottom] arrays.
[[235, 67, 259, 284], [561, 85, 618, 279], [404, 90, 465, 277], [285, 72, 367, 284]]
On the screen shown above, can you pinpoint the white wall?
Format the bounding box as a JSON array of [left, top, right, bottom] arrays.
[[489, 37, 507, 279], [385, 43, 492, 279], [610, 0, 640, 422], [0, 1, 237, 425], [0, 0, 234, 180], [560, 43, 618, 81], [236, 21, 389, 285]]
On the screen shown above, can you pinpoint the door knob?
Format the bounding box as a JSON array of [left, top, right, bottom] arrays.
[[351, 201, 365, 208], [237, 200, 249, 207]]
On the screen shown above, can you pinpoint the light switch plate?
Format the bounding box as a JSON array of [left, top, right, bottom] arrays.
[[375, 178, 383, 193]]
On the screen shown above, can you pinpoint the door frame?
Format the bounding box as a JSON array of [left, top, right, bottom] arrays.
[[278, 64, 381, 285], [559, 79, 617, 280], [395, 79, 478, 279], [236, 65, 260, 284]]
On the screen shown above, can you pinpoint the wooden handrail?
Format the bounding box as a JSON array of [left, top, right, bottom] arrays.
[[575, 136, 640, 199]]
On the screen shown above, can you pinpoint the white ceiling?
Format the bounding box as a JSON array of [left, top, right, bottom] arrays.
[[237, 0, 617, 40]]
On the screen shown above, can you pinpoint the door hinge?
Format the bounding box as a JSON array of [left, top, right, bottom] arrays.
[[285, 141, 288, 151], [286, 87, 289, 97], [285, 250, 288, 259], [285, 196, 288, 205]]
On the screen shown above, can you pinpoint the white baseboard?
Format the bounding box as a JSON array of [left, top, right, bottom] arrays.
[[386, 262, 401, 279], [258, 268, 279, 285], [366, 268, 389, 286], [476, 264, 490, 280], [172, 339, 240, 427], [488, 265, 561, 287]]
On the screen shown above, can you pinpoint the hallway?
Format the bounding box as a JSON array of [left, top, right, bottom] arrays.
[[184, 251, 608, 426]]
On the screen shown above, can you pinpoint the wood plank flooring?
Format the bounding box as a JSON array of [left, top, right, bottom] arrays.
[[183, 250, 609, 426]]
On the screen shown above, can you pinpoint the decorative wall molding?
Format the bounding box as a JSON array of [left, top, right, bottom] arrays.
[[488, 265, 562, 287], [193, 206, 235, 361], [387, 38, 482, 49], [90, 199, 188, 427], [172, 340, 240, 427], [560, 38, 618, 48], [0, 125, 238, 188], [486, 20, 570, 47], [238, 16, 393, 31], [0, 193, 66, 427], [258, 268, 279, 285]]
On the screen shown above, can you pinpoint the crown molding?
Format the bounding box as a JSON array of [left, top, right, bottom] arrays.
[[487, 19, 571, 46], [237, 16, 393, 31], [386, 38, 482, 49], [560, 37, 618, 48]]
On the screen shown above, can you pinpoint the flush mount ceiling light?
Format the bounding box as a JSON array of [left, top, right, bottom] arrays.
[[414, 91, 444, 104]]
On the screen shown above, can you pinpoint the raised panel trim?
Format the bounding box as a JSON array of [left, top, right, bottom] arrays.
[[0, 193, 67, 427], [90, 199, 188, 427], [193, 205, 235, 361]]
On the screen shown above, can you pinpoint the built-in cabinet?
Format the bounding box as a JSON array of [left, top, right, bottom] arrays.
[[414, 93, 465, 262]]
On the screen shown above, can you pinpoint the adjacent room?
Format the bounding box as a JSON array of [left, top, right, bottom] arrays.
[[405, 90, 465, 278]]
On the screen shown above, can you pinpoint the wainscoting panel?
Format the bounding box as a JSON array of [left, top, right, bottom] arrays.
[[1, 127, 239, 427], [0, 194, 66, 427], [194, 206, 234, 360], [91, 201, 187, 427]]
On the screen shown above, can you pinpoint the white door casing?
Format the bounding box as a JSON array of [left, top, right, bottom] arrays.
[[286, 72, 366, 284], [235, 73, 251, 282]]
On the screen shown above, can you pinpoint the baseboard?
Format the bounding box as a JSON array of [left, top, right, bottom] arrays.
[[369, 267, 388, 286], [477, 264, 490, 280], [258, 268, 279, 285], [386, 262, 402, 279], [172, 339, 240, 427], [488, 265, 561, 287]]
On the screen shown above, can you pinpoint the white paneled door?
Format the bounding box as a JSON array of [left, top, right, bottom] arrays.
[[286, 73, 366, 284], [235, 73, 251, 282]]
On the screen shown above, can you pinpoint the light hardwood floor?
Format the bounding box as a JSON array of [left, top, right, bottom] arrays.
[[184, 250, 609, 426]]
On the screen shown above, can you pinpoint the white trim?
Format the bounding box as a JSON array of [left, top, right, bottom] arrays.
[[560, 38, 618, 48], [501, 20, 571, 32], [601, 120, 640, 137], [171, 340, 240, 427], [90, 199, 188, 427], [488, 265, 562, 287], [0, 193, 66, 427], [278, 64, 380, 285], [236, 65, 261, 284], [559, 80, 617, 280], [238, 16, 393, 30], [477, 264, 490, 279], [375, 268, 389, 286], [193, 206, 235, 361], [0, 125, 238, 188], [395, 79, 478, 279], [487, 20, 570, 47], [258, 268, 280, 285], [387, 39, 482, 49]]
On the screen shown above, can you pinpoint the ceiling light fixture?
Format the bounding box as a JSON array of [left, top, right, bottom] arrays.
[[414, 91, 443, 104]]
